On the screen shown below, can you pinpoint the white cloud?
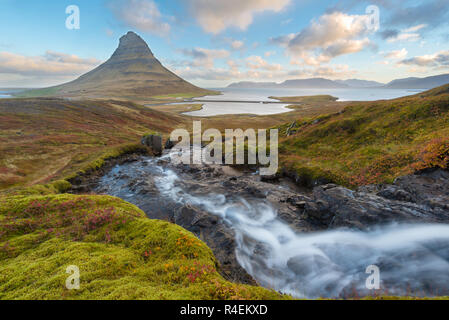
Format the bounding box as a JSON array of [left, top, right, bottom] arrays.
[[230, 40, 245, 50], [398, 50, 449, 69], [246, 56, 282, 71], [0, 51, 101, 76], [288, 64, 356, 79], [180, 47, 230, 68], [384, 48, 408, 60], [186, 0, 291, 34], [403, 24, 428, 33], [272, 12, 374, 66], [387, 33, 420, 43], [310, 64, 355, 79], [387, 24, 427, 43], [110, 0, 171, 36]]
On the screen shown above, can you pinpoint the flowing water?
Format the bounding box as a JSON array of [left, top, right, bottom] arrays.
[[95, 153, 449, 298]]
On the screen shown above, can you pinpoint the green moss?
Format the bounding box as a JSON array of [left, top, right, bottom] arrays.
[[0, 194, 288, 300], [12, 180, 73, 197]]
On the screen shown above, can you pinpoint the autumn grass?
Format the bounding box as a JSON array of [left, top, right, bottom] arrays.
[[277, 84, 449, 187], [0, 98, 188, 191]]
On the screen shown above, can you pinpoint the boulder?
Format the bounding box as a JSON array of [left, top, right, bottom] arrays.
[[165, 138, 176, 150], [141, 134, 163, 155]]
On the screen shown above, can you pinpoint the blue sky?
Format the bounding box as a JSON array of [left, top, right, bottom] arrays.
[[0, 0, 448, 87]]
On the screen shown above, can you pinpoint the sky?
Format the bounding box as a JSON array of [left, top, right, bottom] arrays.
[[0, 0, 448, 88]]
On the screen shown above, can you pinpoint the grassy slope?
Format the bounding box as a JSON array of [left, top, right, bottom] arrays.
[[0, 97, 288, 300], [277, 85, 449, 187], [0, 193, 285, 300], [0, 98, 187, 191]]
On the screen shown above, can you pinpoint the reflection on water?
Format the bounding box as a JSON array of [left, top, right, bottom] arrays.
[[184, 101, 291, 116]]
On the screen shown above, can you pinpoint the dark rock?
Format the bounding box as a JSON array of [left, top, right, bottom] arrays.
[[141, 134, 163, 155], [244, 186, 266, 198], [165, 138, 176, 150], [301, 170, 449, 230], [260, 174, 279, 182]]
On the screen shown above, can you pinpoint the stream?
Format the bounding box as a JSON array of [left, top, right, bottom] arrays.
[[91, 152, 449, 298]]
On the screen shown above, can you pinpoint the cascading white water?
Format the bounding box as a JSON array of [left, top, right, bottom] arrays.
[[154, 163, 449, 298]]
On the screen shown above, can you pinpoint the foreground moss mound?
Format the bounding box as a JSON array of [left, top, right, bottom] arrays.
[[278, 84, 449, 187], [0, 194, 286, 300]]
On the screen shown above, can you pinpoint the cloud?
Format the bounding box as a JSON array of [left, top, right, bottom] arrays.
[[186, 0, 290, 34], [339, 0, 448, 30], [230, 40, 245, 50], [403, 24, 428, 33], [0, 51, 101, 77], [309, 64, 356, 79], [398, 50, 449, 69], [385, 24, 426, 43], [246, 56, 282, 71], [380, 29, 399, 40], [384, 48, 408, 60], [180, 47, 230, 68], [110, 0, 171, 36], [385, 0, 448, 29], [287, 64, 356, 79], [272, 12, 374, 66]]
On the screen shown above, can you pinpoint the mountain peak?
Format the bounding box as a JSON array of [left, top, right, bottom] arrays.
[[23, 31, 209, 99], [110, 31, 155, 60]]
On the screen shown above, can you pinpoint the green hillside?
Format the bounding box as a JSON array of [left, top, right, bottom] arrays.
[[278, 84, 449, 187]]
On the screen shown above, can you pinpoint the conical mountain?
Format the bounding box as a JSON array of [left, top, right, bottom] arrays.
[[25, 32, 210, 100]]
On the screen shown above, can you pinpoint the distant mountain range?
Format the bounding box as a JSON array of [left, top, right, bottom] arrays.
[[384, 74, 449, 89], [335, 79, 384, 88], [228, 74, 449, 90]]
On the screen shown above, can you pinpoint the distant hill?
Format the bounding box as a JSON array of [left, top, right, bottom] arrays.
[[18, 32, 211, 100], [227, 78, 383, 89], [281, 78, 348, 88], [227, 81, 278, 89], [228, 75, 449, 90], [227, 78, 349, 89], [385, 74, 449, 89]]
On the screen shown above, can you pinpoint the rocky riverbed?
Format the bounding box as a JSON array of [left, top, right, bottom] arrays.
[[70, 151, 449, 298]]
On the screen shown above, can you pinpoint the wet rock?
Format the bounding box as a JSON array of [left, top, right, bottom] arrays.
[[377, 186, 414, 202], [165, 138, 176, 150], [260, 174, 279, 182], [244, 186, 266, 198], [302, 170, 449, 230]]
